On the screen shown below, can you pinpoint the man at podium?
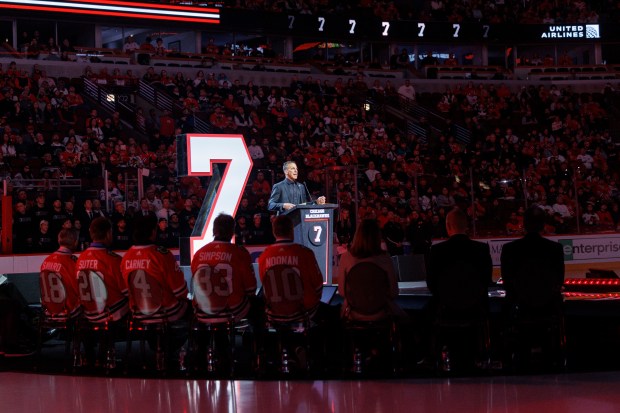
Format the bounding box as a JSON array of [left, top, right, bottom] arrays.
[[268, 161, 326, 214]]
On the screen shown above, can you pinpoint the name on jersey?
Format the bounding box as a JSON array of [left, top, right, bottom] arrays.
[[124, 259, 152, 270], [78, 260, 98, 270], [198, 251, 233, 262], [265, 256, 299, 267], [41, 262, 62, 272]]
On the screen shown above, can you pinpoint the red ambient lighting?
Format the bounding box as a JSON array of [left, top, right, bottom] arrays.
[[564, 279, 620, 286], [564, 292, 620, 299], [0, 0, 220, 23]]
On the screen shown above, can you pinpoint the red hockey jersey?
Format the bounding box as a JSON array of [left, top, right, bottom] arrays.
[[76, 245, 128, 322], [258, 240, 323, 322], [121, 244, 188, 322], [191, 241, 256, 321], [40, 247, 81, 318]]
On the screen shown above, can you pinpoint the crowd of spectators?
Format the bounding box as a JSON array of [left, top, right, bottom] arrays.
[[2, 27, 620, 255], [140, 62, 620, 253], [0, 57, 175, 253], [396, 79, 618, 244], [18, 30, 76, 61]]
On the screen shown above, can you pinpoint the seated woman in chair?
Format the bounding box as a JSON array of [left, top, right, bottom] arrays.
[[337, 219, 405, 322]]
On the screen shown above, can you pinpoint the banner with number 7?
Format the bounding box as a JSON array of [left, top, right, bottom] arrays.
[[177, 134, 253, 264]]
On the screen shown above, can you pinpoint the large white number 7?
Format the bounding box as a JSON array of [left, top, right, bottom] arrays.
[[184, 134, 253, 259], [381, 21, 390, 37], [417, 23, 425, 37], [452, 23, 460, 37], [348, 19, 356, 34]]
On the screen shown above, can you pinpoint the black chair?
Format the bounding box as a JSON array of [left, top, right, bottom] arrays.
[[431, 262, 491, 373], [342, 262, 400, 375], [76, 270, 126, 372], [505, 269, 566, 372], [36, 270, 81, 371], [187, 265, 244, 377], [261, 265, 312, 376], [125, 270, 178, 373]]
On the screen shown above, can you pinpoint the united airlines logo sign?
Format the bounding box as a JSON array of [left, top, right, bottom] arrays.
[[0, 0, 220, 23], [540, 24, 600, 39], [585, 25, 601, 38]]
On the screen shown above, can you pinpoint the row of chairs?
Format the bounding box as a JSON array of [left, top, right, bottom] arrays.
[[432, 277, 567, 373], [36, 262, 566, 376], [37, 268, 243, 375], [37, 270, 129, 372], [36, 262, 405, 377]]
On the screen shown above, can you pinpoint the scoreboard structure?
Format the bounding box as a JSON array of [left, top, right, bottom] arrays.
[[237, 13, 605, 44], [0, 1, 615, 44]]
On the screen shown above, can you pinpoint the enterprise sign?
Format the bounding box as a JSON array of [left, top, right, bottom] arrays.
[[485, 234, 620, 266], [0, 0, 220, 23], [540, 24, 600, 39]]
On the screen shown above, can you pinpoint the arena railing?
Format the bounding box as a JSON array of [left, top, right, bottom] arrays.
[[138, 79, 184, 115], [83, 78, 116, 114], [7, 178, 83, 199], [395, 95, 471, 144]]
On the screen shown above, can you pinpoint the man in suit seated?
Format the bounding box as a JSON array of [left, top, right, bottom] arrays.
[[500, 206, 566, 368], [427, 208, 493, 370], [501, 206, 565, 317], [428, 208, 493, 320]]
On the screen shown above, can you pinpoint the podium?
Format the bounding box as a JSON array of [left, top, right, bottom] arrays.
[[283, 204, 338, 284]]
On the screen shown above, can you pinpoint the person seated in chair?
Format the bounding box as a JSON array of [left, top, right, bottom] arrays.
[[189, 213, 260, 371], [40, 228, 81, 319], [501, 206, 565, 316], [258, 215, 323, 323], [190, 213, 257, 322], [427, 208, 492, 320], [427, 208, 492, 370], [75, 217, 129, 367], [501, 206, 566, 370], [76, 217, 129, 323], [121, 215, 189, 323], [337, 218, 404, 322]]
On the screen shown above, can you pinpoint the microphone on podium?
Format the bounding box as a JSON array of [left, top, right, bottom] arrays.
[[302, 181, 316, 205]]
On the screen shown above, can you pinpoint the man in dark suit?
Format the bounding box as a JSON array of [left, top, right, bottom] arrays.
[[427, 208, 493, 370], [137, 198, 157, 219], [427, 208, 493, 319], [80, 198, 103, 243], [268, 161, 326, 214], [501, 206, 565, 315]]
